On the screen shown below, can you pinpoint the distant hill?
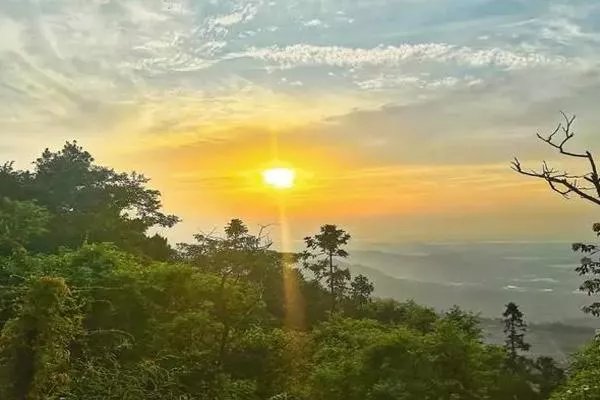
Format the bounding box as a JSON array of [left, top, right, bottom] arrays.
[[344, 243, 599, 325], [344, 261, 596, 360], [344, 261, 590, 323], [480, 318, 595, 363], [328, 242, 600, 361]]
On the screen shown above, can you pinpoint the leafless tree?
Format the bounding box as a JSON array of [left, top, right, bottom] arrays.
[[513, 112, 600, 316], [512, 112, 600, 206]]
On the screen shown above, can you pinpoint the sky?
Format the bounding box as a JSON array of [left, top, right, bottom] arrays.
[[1, 0, 600, 246]]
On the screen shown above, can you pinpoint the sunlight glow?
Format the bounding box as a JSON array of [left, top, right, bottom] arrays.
[[262, 167, 296, 189]]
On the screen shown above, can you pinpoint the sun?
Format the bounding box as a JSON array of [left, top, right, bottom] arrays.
[[262, 167, 296, 189]]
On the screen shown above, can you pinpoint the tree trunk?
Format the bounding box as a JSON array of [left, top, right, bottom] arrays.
[[329, 252, 335, 312]]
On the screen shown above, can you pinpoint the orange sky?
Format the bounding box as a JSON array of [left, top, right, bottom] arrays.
[[96, 118, 600, 247]]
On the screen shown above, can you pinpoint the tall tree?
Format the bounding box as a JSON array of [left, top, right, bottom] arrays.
[[177, 219, 276, 286], [513, 113, 600, 317], [301, 225, 352, 312], [502, 302, 530, 365], [0, 142, 179, 259], [178, 219, 290, 367]]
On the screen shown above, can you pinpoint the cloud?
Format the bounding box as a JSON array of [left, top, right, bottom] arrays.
[[356, 75, 464, 90], [209, 4, 259, 28], [0, 17, 23, 53], [513, 277, 559, 284], [0, 0, 234, 137], [503, 285, 528, 292], [240, 43, 572, 70], [303, 19, 324, 27]]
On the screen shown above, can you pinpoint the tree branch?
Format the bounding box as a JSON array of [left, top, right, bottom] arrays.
[[513, 113, 600, 206]]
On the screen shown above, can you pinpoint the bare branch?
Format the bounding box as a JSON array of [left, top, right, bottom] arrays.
[[535, 113, 586, 159], [513, 113, 600, 207], [256, 223, 276, 249], [547, 179, 572, 198]]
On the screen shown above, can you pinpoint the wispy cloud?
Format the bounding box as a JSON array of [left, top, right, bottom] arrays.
[[209, 4, 259, 28], [240, 43, 572, 70], [355, 75, 471, 90]]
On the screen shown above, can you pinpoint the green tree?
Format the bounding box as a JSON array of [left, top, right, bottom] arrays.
[[304, 316, 524, 400], [39, 243, 283, 400], [0, 277, 82, 400], [178, 219, 291, 321], [366, 299, 438, 333], [178, 219, 269, 279], [301, 225, 352, 312], [0, 142, 179, 259], [503, 302, 530, 365], [0, 198, 50, 256], [443, 305, 482, 340], [0, 162, 29, 201], [349, 274, 374, 305], [550, 340, 600, 400], [573, 225, 600, 317]]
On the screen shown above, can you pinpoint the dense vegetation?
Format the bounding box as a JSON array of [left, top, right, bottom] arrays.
[[0, 141, 598, 399]]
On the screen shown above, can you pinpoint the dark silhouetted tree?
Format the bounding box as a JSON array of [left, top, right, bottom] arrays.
[[138, 233, 176, 262], [534, 356, 564, 398], [513, 113, 600, 317], [301, 225, 351, 312], [503, 302, 530, 364]]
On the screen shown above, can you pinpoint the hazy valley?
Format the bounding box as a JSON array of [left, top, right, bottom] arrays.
[[345, 242, 599, 360]]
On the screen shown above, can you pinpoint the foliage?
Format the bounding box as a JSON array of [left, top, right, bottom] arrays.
[[178, 218, 291, 322], [304, 316, 521, 400], [0, 142, 178, 259], [444, 305, 482, 340], [572, 223, 600, 316], [535, 356, 566, 399], [0, 198, 50, 256], [366, 299, 438, 333], [0, 277, 82, 400], [349, 274, 375, 306], [551, 340, 600, 400], [0, 141, 587, 399], [0, 220, 547, 400]]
